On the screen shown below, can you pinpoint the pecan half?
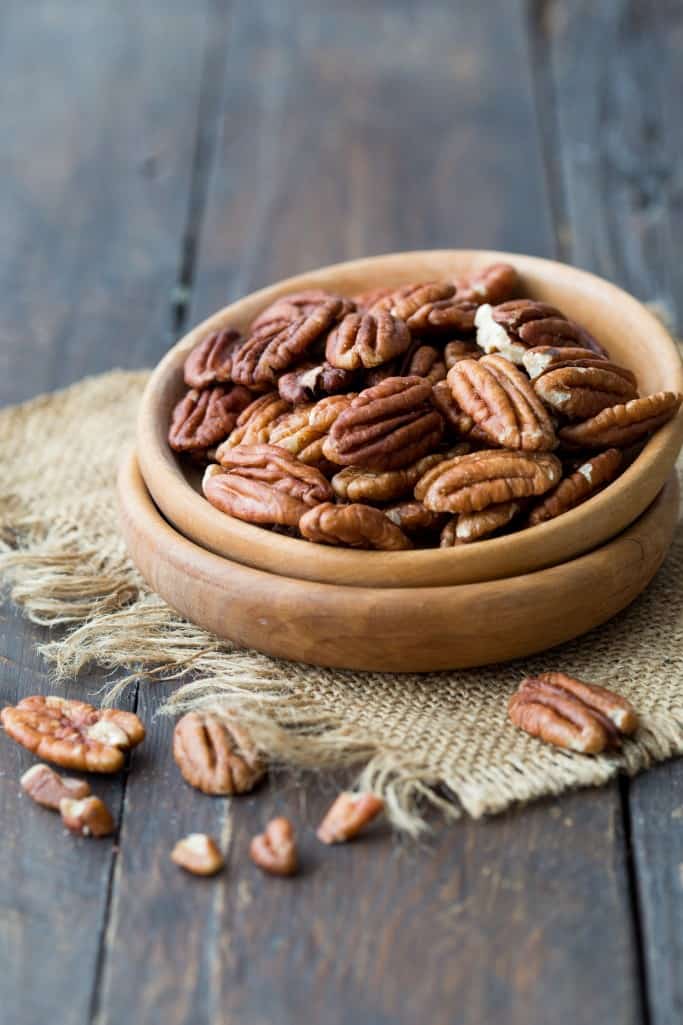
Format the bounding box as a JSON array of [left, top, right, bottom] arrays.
[[317, 792, 384, 844], [444, 339, 483, 369], [171, 833, 225, 876], [250, 817, 298, 876], [299, 502, 413, 550], [323, 376, 444, 470], [216, 392, 291, 452], [370, 280, 455, 317], [204, 445, 332, 528], [432, 380, 489, 441], [173, 712, 266, 795], [385, 500, 445, 535], [21, 763, 91, 810], [528, 449, 622, 525], [277, 361, 354, 404], [268, 394, 355, 467], [534, 362, 638, 419], [402, 297, 478, 338], [232, 298, 345, 389], [169, 385, 253, 452], [325, 311, 411, 370], [448, 354, 557, 451], [366, 342, 447, 387], [1, 696, 145, 773], [508, 672, 638, 754], [475, 300, 607, 364], [455, 262, 520, 306], [250, 289, 354, 333], [330, 450, 451, 503], [60, 796, 115, 837], [183, 328, 243, 388], [522, 345, 609, 380], [558, 392, 682, 448], [416, 449, 562, 514], [440, 501, 519, 545]]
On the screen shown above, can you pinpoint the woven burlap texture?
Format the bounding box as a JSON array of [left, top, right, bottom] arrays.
[[1, 370, 682, 832]]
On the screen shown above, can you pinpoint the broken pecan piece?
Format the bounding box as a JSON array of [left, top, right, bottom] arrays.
[[323, 376, 444, 470], [448, 354, 557, 451], [299, 502, 413, 550], [169, 385, 253, 452], [528, 448, 622, 525], [416, 449, 562, 514], [21, 763, 91, 810], [440, 501, 519, 545], [508, 672, 638, 754], [533, 362, 638, 419], [277, 361, 354, 404], [250, 817, 298, 876], [1, 696, 145, 773], [183, 328, 243, 388], [171, 833, 225, 876], [317, 792, 384, 844], [204, 445, 332, 528], [173, 712, 265, 795], [455, 262, 520, 306], [325, 311, 411, 370], [60, 796, 115, 837], [475, 300, 607, 364], [558, 392, 682, 448]]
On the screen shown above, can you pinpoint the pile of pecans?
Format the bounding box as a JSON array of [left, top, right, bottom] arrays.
[[169, 262, 682, 549]]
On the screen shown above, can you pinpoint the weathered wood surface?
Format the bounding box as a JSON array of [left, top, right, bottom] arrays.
[[1, 1, 680, 1023]]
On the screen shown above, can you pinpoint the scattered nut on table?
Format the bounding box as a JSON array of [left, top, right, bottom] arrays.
[[250, 817, 298, 876], [21, 763, 91, 810], [171, 833, 225, 876], [317, 792, 385, 844], [173, 712, 266, 795], [60, 796, 115, 837]]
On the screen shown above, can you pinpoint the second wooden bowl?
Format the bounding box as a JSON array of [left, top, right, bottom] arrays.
[[137, 250, 683, 588]]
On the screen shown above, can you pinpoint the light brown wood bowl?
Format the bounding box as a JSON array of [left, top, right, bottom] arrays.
[[119, 451, 679, 672], [137, 250, 683, 588]]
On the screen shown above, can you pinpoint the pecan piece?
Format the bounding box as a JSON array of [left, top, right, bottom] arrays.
[[183, 328, 242, 388], [455, 262, 520, 306], [558, 392, 682, 448], [534, 362, 638, 419], [216, 392, 291, 452], [171, 833, 225, 876], [323, 376, 444, 471], [385, 500, 445, 535], [508, 672, 638, 754], [299, 502, 413, 550], [60, 796, 115, 837], [475, 300, 607, 364], [1, 696, 145, 773], [325, 311, 411, 370], [440, 501, 519, 545], [173, 712, 265, 795], [522, 345, 609, 380], [169, 385, 253, 452], [317, 792, 384, 844], [232, 299, 345, 389], [353, 286, 394, 314], [204, 445, 332, 528], [444, 339, 483, 369], [528, 449, 622, 525], [330, 450, 452, 503], [251, 289, 354, 334], [250, 817, 298, 876], [21, 763, 91, 810], [366, 342, 446, 387], [277, 361, 354, 404], [448, 354, 557, 451], [416, 450, 562, 514]]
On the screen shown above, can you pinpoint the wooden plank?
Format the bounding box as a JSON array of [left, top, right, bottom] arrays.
[[539, 2, 683, 1021], [0, 2, 209, 1023], [95, 3, 642, 1024]]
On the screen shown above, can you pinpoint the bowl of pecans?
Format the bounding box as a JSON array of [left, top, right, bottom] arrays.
[[136, 251, 683, 588]]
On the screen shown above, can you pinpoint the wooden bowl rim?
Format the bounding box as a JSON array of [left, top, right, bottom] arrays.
[[137, 249, 683, 588]]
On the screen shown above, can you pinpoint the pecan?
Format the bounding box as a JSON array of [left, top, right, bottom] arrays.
[[317, 792, 384, 844], [416, 449, 562, 514], [444, 339, 483, 369], [204, 445, 332, 528], [299, 502, 413, 550], [325, 311, 411, 370], [455, 262, 520, 306], [508, 672, 638, 754], [171, 833, 225, 876], [323, 376, 444, 470], [432, 380, 489, 442], [401, 297, 478, 338], [558, 392, 682, 448], [216, 392, 291, 452], [250, 816, 298, 876], [330, 451, 451, 503], [522, 345, 609, 380], [21, 763, 91, 810], [268, 395, 354, 467], [475, 300, 607, 364], [60, 796, 115, 837], [173, 712, 266, 795], [385, 500, 445, 535], [353, 286, 394, 313], [440, 501, 519, 545], [533, 362, 638, 419], [277, 361, 354, 404], [1, 696, 145, 773], [183, 328, 242, 388], [529, 449, 622, 525], [369, 280, 455, 317], [366, 342, 446, 387], [251, 289, 354, 334], [232, 299, 345, 389], [169, 385, 253, 452], [448, 354, 557, 451]]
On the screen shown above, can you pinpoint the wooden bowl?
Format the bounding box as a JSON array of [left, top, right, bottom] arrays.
[[137, 250, 683, 588], [118, 451, 679, 672]]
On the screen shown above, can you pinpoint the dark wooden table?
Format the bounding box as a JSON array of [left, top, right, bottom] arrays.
[[1, 3, 682, 1023]]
